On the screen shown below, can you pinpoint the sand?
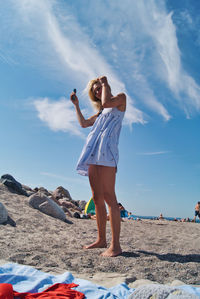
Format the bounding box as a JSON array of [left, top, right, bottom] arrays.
[[0, 183, 200, 288]]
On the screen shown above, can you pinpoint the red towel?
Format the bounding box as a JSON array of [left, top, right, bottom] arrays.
[[0, 283, 13, 299], [0, 283, 85, 299]]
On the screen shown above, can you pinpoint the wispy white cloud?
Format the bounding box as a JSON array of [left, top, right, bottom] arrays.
[[1, 0, 200, 134], [75, 0, 172, 121], [137, 151, 171, 156], [10, 0, 145, 128], [179, 11, 194, 28], [130, 68, 171, 121], [84, 0, 200, 118], [33, 97, 85, 138], [141, 1, 200, 114]]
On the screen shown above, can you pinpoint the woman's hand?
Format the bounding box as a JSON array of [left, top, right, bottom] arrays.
[[70, 91, 79, 106], [98, 76, 108, 86]]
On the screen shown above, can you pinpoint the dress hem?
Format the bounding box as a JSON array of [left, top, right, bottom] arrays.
[[77, 161, 117, 176]]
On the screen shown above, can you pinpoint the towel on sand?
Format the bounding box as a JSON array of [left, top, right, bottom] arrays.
[[0, 282, 85, 298], [0, 263, 200, 299], [128, 284, 199, 299], [0, 263, 132, 298]]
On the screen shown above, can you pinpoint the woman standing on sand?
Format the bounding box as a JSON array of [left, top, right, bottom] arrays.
[[70, 76, 126, 257]]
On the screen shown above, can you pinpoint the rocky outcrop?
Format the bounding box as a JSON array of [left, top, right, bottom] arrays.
[[33, 187, 52, 197], [0, 174, 27, 196], [28, 192, 72, 223], [52, 186, 72, 201], [59, 198, 82, 216], [59, 198, 79, 210], [22, 184, 35, 197], [0, 174, 88, 223], [0, 202, 8, 224]]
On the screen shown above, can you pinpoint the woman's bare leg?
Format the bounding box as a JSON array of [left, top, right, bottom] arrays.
[[99, 166, 122, 257], [84, 165, 107, 249]]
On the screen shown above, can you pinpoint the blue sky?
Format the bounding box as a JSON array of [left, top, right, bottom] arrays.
[[0, 0, 199, 219]]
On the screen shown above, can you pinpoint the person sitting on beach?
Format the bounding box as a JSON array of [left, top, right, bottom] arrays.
[[89, 213, 110, 221], [118, 203, 128, 218], [194, 202, 200, 223], [159, 213, 164, 220], [70, 76, 126, 257]]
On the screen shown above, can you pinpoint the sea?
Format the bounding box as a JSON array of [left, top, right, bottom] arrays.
[[130, 215, 200, 223]]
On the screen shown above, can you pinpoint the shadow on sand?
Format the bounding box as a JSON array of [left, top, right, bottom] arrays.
[[138, 250, 200, 263], [3, 216, 16, 227], [120, 251, 140, 258]]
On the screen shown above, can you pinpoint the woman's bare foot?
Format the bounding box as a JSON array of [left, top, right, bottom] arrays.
[[101, 246, 122, 257], [83, 240, 107, 249]]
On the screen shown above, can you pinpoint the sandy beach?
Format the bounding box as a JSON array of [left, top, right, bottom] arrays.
[[0, 182, 200, 288]]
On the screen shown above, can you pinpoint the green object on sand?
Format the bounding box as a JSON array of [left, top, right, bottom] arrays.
[[84, 197, 95, 215]]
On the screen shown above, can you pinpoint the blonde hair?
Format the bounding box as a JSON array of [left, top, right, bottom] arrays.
[[87, 78, 102, 112]]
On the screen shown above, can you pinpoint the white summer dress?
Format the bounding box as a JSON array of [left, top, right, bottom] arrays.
[[76, 107, 125, 176]]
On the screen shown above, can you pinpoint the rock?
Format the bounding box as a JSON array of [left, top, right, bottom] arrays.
[[26, 191, 35, 197], [59, 199, 77, 210], [29, 192, 70, 222], [0, 202, 8, 224], [59, 199, 82, 216], [22, 184, 33, 192], [52, 186, 72, 201], [50, 196, 61, 206], [60, 206, 73, 217], [70, 199, 80, 208], [37, 187, 52, 197], [0, 174, 27, 196]]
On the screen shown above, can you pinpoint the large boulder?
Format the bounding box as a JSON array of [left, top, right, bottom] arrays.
[[59, 198, 82, 213], [22, 184, 35, 197], [0, 174, 27, 196], [52, 186, 72, 201], [33, 187, 52, 197], [22, 184, 33, 192], [59, 199, 77, 210], [0, 202, 8, 224], [28, 192, 72, 223]]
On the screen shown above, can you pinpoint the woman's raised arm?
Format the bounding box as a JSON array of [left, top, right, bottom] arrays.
[[70, 91, 98, 128], [99, 76, 126, 112]]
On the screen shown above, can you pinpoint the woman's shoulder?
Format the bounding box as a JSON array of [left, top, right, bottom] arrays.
[[116, 93, 126, 112]]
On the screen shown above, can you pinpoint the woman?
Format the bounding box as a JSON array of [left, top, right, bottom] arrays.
[[70, 76, 126, 257]]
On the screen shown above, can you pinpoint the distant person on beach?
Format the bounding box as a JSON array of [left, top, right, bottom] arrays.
[[70, 76, 126, 257], [194, 202, 200, 222], [118, 203, 128, 218], [159, 213, 164, 220]]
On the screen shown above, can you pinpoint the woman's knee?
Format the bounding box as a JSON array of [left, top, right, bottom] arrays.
[[93, 194, 104, 206], [103, 191, 117, 206]]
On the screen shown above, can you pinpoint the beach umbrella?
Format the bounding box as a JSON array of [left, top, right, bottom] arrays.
[[84, 197, 95, 215]]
